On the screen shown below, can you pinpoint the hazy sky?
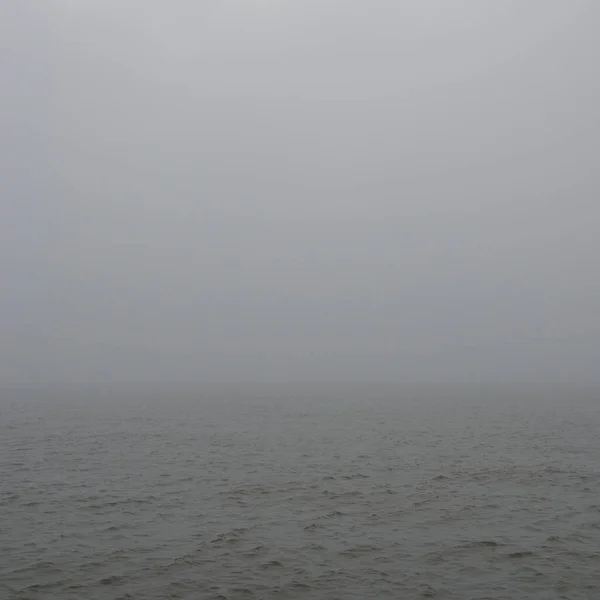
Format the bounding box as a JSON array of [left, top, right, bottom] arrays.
[[2, 1, 599, 384]]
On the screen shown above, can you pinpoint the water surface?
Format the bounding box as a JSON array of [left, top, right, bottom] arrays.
[[1, 385, 599, 599]]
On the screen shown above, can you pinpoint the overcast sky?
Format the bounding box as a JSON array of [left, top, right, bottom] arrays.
[[2, 1, 599, 385]]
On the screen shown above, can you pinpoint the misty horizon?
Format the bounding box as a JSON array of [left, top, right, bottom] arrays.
[[2, 1, 599, 386]]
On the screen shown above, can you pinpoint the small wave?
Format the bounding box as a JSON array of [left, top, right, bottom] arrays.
[[85, 496, 157, 510], [325, 490, 363, 498], [508, 551, 534, 559], [302, 543, 326, 551], [10, 561, 62, 575], [210, 528, 248, 544], [0, 493, 20, 504], [339, 544, 381, 558], [24, 580, 69, 592], [419, 584, 438, 597], [222, 485, 272, 498], [458, 540, 502, 550], [289, 581, 311, 590], [260, 560, 283, 569], [230, 587, 254, 597], [99, 575, 124, 586], [105, 524, 132, 532], [423, 551, 446, 564], [364, 567, 390, 578], [240, 545, 267, 558], [319, 510, 346, 519]]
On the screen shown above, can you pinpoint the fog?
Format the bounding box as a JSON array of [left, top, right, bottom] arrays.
[[2, 1, 599, 385]]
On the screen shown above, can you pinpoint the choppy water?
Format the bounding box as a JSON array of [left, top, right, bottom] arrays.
[[1, 385, 600, 599]]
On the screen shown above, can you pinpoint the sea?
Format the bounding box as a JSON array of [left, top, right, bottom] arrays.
[[1, 384, 599, 600]]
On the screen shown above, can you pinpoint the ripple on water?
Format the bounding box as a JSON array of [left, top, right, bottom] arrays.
[[2, 393, 600, 599]]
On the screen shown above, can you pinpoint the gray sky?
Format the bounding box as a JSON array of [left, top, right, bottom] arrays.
[[2, 1, 599, 385]]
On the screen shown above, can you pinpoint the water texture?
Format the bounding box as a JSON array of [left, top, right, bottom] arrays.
[[1, 387, 599, 599]]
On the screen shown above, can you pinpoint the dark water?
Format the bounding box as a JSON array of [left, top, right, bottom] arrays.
[[1, 385, 600, 599]]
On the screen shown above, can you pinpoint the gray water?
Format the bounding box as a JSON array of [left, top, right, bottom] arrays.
[[1, 385, 599, 600]]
